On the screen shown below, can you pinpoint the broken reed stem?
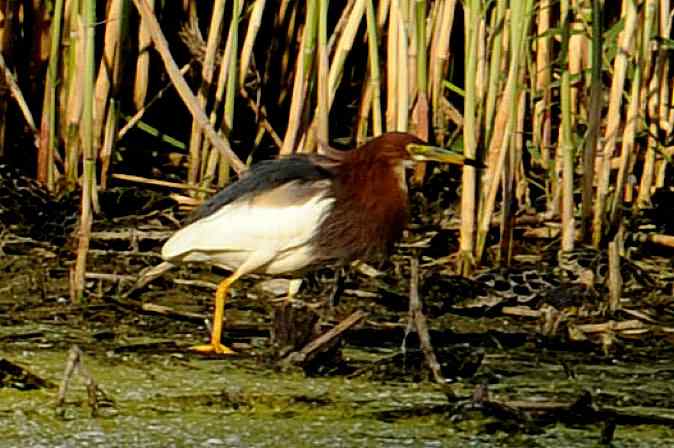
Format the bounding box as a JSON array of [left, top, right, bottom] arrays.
[[0, 51, 39, 148], [119, 64, 192, 140], [407, 257, 445, 385], [72, 0, 96, 303], [608, 237, 622, 313], [56, 345, 101, 417], [131, 0, 245, 173]]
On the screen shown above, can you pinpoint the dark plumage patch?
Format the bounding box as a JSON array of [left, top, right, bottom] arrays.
[[186, 155, 335, 224]]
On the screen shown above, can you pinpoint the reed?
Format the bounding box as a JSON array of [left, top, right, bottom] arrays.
[[0, 0, 671, 294], [72, 0, 96, 303]]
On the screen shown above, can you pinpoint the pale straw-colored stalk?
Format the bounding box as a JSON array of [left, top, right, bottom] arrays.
[[592, 0, 638, 246], [386, 0, 400, 131], [64, 0, 84, 187], [93, 0, 125, 149], [37, 0, 65, 190], [188, 0, 225, 187], [396, 8, 409, 132], [580, 0, 602, 242], [358, 0, 383, 141], [281, 0, 318, 154], [429, 0, 456, 140], [302, 0, 367, 151], [411, 0, 428, 183], [201, 0, 242, 189], [568, 0, 587, 118], [475, 0, 533, 262], [132, 0, 245, 173], [612, 0, 654, 223], [239, 0, 267, 86], [533, 0, 552, 173], [72, 0, 96, 303], [484, 0, 506, 143], [316, 0, 330, 150], [458, 0, 479, 274], [637, 0, 670, 208], [133, 0, 154, 109], [560, 0, 575, 252]]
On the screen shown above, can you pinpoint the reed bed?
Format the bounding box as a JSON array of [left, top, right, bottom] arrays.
[[0, 0, 671, 299]]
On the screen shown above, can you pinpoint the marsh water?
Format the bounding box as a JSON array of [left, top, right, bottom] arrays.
[[2, 284, 674, 447]]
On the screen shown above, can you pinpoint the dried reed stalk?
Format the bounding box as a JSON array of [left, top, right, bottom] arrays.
[[37, 0, 65, 190], [459, 0, 479, 274], [354, 0, 383, 143], [592, 0, 638, 246], [131, 0, 245, 173], [484, 0, 505, 143], [239, 0, 266, 86], [316, 0, 329, 150], [63, 1, 85, 188], [188, 0, 225, 188], [429, 0, 456, 141], [281, 0, 318, 154], [72, 0, 96, 303], [580, 0, 602, 242], [533, 0, 552, 174], [133, 0, 154, 110], [637, 0, 670, 209], [560, 1, 575, 252], [93, 0, 125, 149]]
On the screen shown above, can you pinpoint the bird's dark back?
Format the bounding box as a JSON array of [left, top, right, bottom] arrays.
[[185, 155, 336, 224]]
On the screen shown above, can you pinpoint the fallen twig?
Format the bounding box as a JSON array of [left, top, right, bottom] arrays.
[[55, 345, 111, 417], [281, 310, 367, 366], [406, 257, 446, 386]]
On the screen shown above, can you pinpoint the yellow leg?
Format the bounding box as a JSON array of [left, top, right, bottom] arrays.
[[285, 278, 303, 305], [191, 276, 237, 355]]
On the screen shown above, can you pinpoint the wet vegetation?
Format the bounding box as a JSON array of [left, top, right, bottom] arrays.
[[0, 0, 673, 446]]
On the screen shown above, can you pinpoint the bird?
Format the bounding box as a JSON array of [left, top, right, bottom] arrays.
[[162, 132, 480, 354]]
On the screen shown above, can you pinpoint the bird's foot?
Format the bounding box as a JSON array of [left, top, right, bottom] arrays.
[[189, 343, 236, 355]]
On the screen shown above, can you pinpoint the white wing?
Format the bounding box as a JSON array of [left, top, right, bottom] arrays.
[[162, 182, 334, 275]]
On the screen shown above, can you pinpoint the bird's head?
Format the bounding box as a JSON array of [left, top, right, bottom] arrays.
[[360, 132, 479, 169]]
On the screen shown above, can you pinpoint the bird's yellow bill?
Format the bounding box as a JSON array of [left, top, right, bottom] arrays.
[[406, 143, 472, 166]]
